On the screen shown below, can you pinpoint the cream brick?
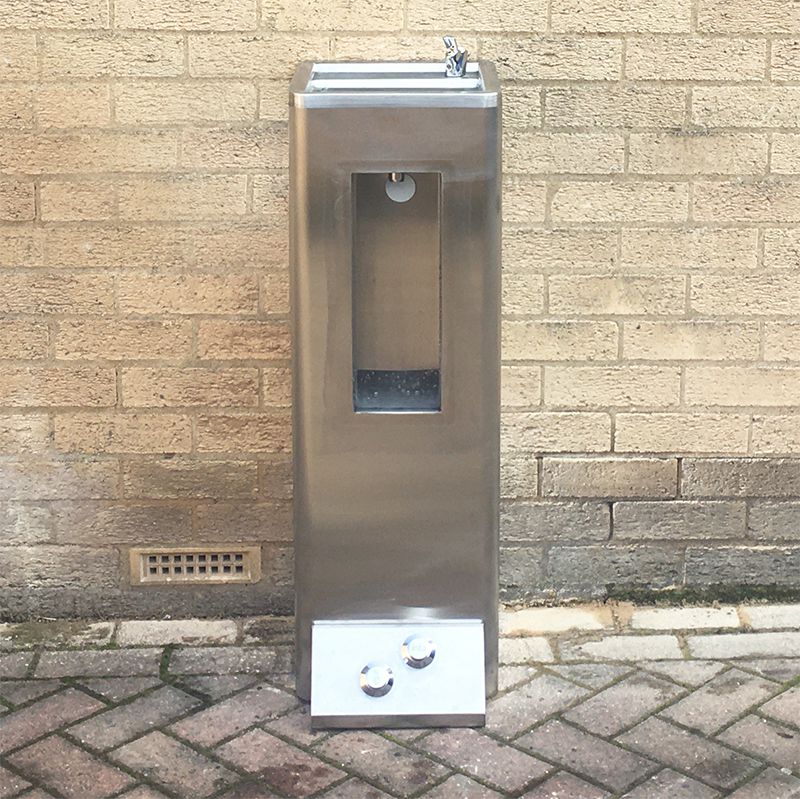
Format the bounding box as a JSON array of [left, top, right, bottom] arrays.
[[685, 367, 800, 406], [483, 35, 621, 81], [552, 0, 690, 31], [408, 0, 546, 30], [181, 125, 287, 170], [0, 180, 34, 222], [122, 368, 258, 408], [40, 181, 115, 223], [41, 33, 184, 78], [116, 0, 256, 30], [196, 413, 291, 453], [118, 273, 258, 316], [695, 182, 800, 224], [333, 34, 477, 62], [262, 366, 291, 408], [551, 182, 689, 224], [699, 0, 800, 33], [54, 413, 192, 454], [503, 273, 545, 315], [502, 321, 618, 361], [252, 174, 289, 220], [545, 366, 681, 408], [501, 455, 539, 498], [771, 135, 800, 174], [0, 503, 51, 545], [115, 82, 256, 125], [765, 229, 800, 269], [502, 85, 543, 130], [691, 274, 800, 316], [615, 413, 750, 453], [0, 461, 118, 501], [275, 0, 403, 30], [189, 33, 330, 78], [628, 133, 767, 175], [0, 415, 50, 454], [621, 228, 757, 271], [548, 275, 685, 315], [624, 321, 760, 361], [36, 84, 110, 128], [752, 416, 800, 454], [117, 176, 248, 221], [502, 366, 541, 408], [693, 86, 800, 128], [505, 132, 623, 174], [772, 40, 800, 81], [259, 80, 287, 122], [122, 460, 257, 500], [542, 457, 677, 498], [502, 412, 611, 452], [625, 37, 766, 80], [0, 86, 34, 128], [505, 229, 618, 272], [0, 321, 48, 360], [765, 323, 800, 361], [0, 132, 179, 175], [0, 33, 37, 79], [0, 0, 109, 28], [546, 86, 686, 128], [0, 367, 116, 408], [197, 321, 290, 360], [56, 320, 192, 361], [0, 273, 113, 315], [503, 178, 547, 224], [260, 271, 290, 315]]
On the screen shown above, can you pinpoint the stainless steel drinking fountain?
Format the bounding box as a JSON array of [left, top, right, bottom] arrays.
[[290, 38, 501, 729]]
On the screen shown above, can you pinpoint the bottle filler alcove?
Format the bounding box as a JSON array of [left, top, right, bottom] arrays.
[[290, 42, 501, 729]]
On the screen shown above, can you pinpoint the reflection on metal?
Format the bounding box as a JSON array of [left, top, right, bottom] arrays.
[[291, 57, 501, 728], [443, 35, 469, 77]]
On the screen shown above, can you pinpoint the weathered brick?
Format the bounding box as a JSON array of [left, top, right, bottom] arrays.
[[772, 39, 800, 81], [118, 272, 258, 315], [40, 181, 116, 222], [502, 320, 617, 361], [332, 33, 477, 63], [260, 270, 290, 314], [624, 321, 759, 361], [682, 458, 800, 497], [0, 367, 116, 408], [685, 367, 800, 406], [752, 415, 800, 454], [546, 86, 686, 128], [122, 459, 258, 499], [765, 229, 800, 269], [613, 500, 747, 540], [0, 414, 51, 454], [407, 0, 545, 30], [615, 413, 750, 454], [0, 86, 34, 128], [552, 0, 690, 31], [750, 501, 800, 540], [773, 134, 800, 174], [0, 273, 113, 315], [693, 86, 800, 127], [116, 82, 256, 125], [116, 0, 256, 29], [117, 176, 248, 220], [276, 0, 403, 30], [42, 33, 184, 78], [502, 412, 610, 452], [0, 180, 34, 221], [36, 83, 111, 128], [549, 275, 685, 315], [54, 413, 192, 454], [0, 320, 49, 360], [500, 546, 545, 600], [36, 648, 162, 678], [251, 174, 289, 220], [686, 546, 800, 586], [197, 321, 289, 361], [545, 366, 681, 408], [502, 85, 543, 129], [626, 38, 766, 80], [551, 182, 688, 223], [696, 273, 800, 316], [196, 413, 290, 453], [699, 0, 800, 33], [0, 0, 109, 27], [503, 177, 547, 224], [0, 33, 36, 79], [505, 229, 618, 272], [56, 320, 192, 361], [484, 35, 621, 80], [194, 500, 291, 542], [542, 457, 677, 498], [262, 366, 291, 407], [621, 228, 757, 271], [0, 502, 52, 545], [502, 272, 545, 314], [501, 366, 541, 408], [501, 500, 610, 543], [181, 125, 286, 170], [0, 461, 118, 500], [695, 181, 800, 224], [629, 133, 767, 175], [121, 368, 259, 407], [505, 131, 623, 174]]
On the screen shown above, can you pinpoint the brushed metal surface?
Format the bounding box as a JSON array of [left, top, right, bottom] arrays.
[[291, 60, 501, 707]]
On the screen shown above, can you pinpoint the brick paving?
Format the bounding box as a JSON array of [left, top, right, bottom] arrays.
[[2, 605, 800, 798]]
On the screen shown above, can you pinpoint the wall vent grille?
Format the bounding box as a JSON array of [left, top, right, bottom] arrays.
[[129, 546, 261, 585]]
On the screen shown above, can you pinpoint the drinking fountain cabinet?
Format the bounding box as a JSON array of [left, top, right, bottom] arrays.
[[290, 45, 501, 728]]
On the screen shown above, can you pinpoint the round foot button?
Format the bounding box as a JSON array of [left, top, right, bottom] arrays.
[[360, 663, 394, 697], [402, 635, 436, 669]]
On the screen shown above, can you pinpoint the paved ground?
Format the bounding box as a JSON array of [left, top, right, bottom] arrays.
[[1, 604, 800, 799]]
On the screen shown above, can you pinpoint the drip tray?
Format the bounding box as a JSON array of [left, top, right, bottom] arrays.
[[310, 619, 485, 729]]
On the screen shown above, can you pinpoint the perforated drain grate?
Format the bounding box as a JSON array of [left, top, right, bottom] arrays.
[[129, 546, 261, 585]]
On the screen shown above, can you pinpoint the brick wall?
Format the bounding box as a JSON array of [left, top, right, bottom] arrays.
[[2, 0, 800, 618]]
